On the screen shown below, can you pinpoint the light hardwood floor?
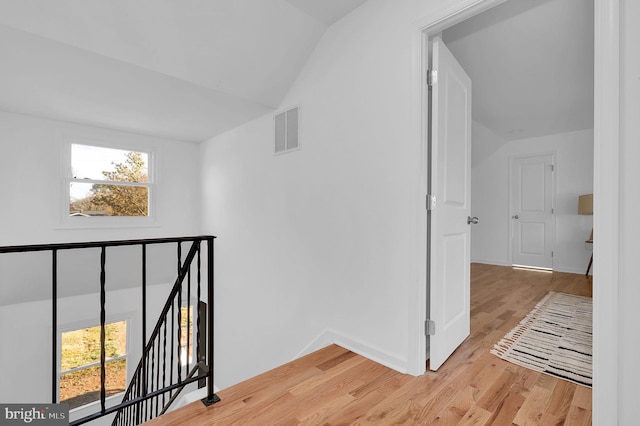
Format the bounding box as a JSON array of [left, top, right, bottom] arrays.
[[146, 264, 592, 425]]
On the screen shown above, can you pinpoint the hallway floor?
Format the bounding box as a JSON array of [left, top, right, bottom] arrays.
[[146, 264, 592, 425]]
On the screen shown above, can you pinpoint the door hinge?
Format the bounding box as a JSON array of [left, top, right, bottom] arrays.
[[427, 69, 438, 86], [550, 165, 555, 172], [551, 251, 554, 258], [425, 319, 436, 336], [427, 194, 436, 211]]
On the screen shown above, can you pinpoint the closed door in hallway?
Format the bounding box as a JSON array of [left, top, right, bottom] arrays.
[[510, 153, 555, 269]]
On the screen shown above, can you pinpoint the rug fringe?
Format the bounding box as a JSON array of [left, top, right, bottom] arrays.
[[490, 291, 592, 387]]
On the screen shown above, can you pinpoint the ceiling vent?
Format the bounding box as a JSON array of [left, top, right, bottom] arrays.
[[274, 107, 299, 154]]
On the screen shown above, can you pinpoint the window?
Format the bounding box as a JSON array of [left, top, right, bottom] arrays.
[[59, 320, 127, 410], [180, 305, 195, 366], [274, 107, 299, 154], [67, 143, 153, 219]]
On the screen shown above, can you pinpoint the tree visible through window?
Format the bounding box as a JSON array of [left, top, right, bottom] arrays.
[[60, 321, 127, 410], [69, 144, 151, 217]]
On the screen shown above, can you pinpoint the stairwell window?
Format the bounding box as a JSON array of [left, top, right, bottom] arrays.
[[274, 107, 299, 154], [65, 143, 154, 225], [59, 321, 128, 410]]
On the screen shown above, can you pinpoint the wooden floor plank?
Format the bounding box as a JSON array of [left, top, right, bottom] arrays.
[[571, 385, 592, 410], [145, 264, 592, 426], [485, 390, 526, 425], [429, 386, 481, 425], [513, 386, 553, 426]]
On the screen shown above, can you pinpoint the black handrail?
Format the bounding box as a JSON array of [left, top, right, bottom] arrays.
[[0, 236, 212, 254], [0, 235, 219, 426]]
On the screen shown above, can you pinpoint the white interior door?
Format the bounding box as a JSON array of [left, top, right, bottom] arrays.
[[510, 154, 554, 269], [428, 36, 472, 371]]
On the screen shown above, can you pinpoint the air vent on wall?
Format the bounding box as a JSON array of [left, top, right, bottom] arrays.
[[274, 107, 299, 154]]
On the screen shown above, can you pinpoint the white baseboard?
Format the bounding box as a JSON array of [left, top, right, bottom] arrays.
[[472, 259, 592, 276], [471, 259, 511, 267], [554, 265, 591, 275], [296, 328, 408, 375]]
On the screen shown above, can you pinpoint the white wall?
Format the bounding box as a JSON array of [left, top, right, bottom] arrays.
[[0, 110, 201, 246], [617, 0, 640, 422], [471, 120, 506, 168], [471, 129, 594, 273], [201, 0, 466, 389], [0, 111, 202, 306]]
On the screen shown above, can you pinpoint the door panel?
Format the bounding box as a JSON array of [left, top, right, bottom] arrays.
[[443, 234, 467, 325], [511, 154, 554, 268], [520, 222, 545, 254], [428, 36, 472, 371]]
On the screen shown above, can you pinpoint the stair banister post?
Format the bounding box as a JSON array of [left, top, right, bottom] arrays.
[[202, 236, 220, 406]]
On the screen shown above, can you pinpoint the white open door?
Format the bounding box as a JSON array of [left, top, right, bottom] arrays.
[[428, 36, 472, 371]]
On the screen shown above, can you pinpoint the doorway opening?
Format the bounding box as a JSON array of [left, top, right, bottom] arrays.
[[421, 0, 597, 398]]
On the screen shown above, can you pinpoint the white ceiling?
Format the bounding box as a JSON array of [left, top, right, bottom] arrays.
[[0, 0, 592, 144], [443, 0, 594, 141], [0, 0, 367, 142], [285, 0, 368, 26]]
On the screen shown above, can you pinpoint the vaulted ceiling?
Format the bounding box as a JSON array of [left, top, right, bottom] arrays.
[[0, 0, 368, 142], [0, 0, 593, 144], [443, 0, 594, 142]]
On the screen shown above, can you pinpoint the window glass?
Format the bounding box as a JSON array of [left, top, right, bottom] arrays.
[[180, 306, 194, 365], [71, 145, 148, 182], [60, 321, 127, 410], [68, 144, 151, 217]]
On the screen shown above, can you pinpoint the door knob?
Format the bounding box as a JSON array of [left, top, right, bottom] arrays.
[[512, 215, 519, 219], [467, 216, 479, 225]]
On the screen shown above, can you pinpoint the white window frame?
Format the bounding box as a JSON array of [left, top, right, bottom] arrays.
[[57, 316, 131, 413], [273, 106, 301, 155], [60, 139, 157, 229]]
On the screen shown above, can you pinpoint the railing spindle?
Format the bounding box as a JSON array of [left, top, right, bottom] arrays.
[[145, 345, 150, 422], [187, 263, 191, 373], [51, 249, 58, 404], [162, 316, 167, 409], [141, 243, 147, 405], [197, 244, 201, 362], [150, 339, 155, 417], [177, 281, 182, 384], [170, 300, 175, 398], [155, 334, 160, 417], [100, 246, 107, 414], [177, 242, 182, 385]]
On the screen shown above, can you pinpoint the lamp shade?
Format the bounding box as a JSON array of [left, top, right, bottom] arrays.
[[578, 193, 593, 215]]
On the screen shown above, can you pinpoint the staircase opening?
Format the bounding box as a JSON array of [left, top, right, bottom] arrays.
[[0, 236, 220, 426]]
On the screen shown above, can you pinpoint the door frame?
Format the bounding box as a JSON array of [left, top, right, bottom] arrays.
[[507, 152, 557, 269], [413, 1, 619, 424]]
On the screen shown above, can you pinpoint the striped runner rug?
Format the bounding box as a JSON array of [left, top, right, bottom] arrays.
[[490, 291, 592, 387]]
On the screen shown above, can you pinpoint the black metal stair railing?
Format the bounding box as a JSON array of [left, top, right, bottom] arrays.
[[111, 240, 218, 426], [0, 236, 220, 426]]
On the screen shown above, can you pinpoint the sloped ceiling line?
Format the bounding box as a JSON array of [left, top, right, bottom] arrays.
[[0, 0, 366, 142]]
